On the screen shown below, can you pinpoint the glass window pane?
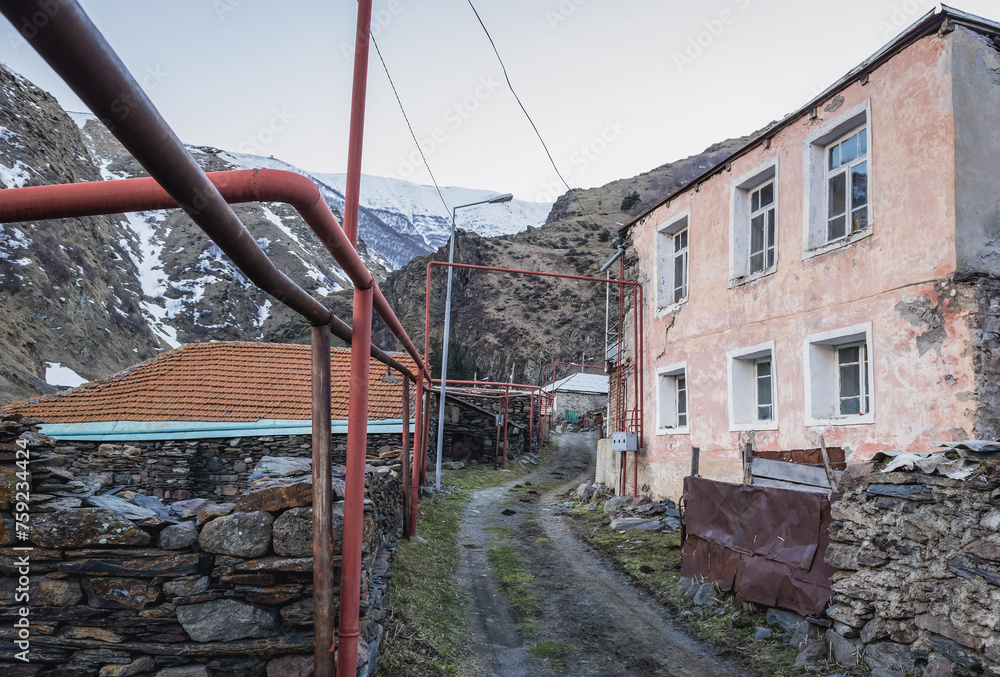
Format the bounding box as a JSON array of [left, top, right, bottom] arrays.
[[751, 190, 759, 213], [766, 246, 775, 269], [840, 364, 861, 399], [679, 230, 687, 249], [829, 172, 846, 217], [678, 411, 687, 427], [756, 360, 771, 377], [851, 161, 868, 208], [840, 346, 859, 363], [829, 144, 840, 170], [750, 214, 765, 253], [841, 134, 858, 164], [757, 375, 772, 407], [760, 182, 774, 207], [767, 210, 775, 245], [840, 397, 861, 416], [828, 215, 846, 241], [851, 207, 869, 233], [859, 128, 867, 156], [757, 405, 772, 421], [750, 253, 764, 274], [674, 256, 685, 301]]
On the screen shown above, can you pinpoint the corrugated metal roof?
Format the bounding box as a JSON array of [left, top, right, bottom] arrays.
[[1, 342, 416, 424], [544, 372, 609, 395]]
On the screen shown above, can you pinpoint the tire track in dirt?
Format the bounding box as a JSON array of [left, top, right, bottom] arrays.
[[456, 432, 742, 676]]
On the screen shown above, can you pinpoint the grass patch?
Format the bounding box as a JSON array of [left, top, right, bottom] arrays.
[[377, 443, 557, 677], [517, 621, 541, 638], [487, 546, 539, 616], [528, 640, 573, 659], [565, 506, 814, 677]]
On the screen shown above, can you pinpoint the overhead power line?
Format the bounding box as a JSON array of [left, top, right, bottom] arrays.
[[464, 0, 603, 229]]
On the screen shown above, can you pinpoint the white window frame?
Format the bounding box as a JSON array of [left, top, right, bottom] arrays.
[[727, 341, 778, 431], [803, 322, 875, 426], [654, 211, 690, 315], [729, 159, 779, 286], [655, 362, 689, 435], [802, 100, 873, 258]]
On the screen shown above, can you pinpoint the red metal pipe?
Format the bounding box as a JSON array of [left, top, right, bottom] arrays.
[[421, 387, 431, 487], [401, 373, 411, 540], [310, 327, 336, 677], [502, 385, 510, 470], [343, 0, 373, 247], [409, 372, 423, 538], [0, 170, 426, 382], [338, 284, 373, 677], [528, 386, 534, 457]]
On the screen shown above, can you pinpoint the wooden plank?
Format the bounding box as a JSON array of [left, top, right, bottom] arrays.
[[751, 476, 831, 494], [751, 458, 843, 488]]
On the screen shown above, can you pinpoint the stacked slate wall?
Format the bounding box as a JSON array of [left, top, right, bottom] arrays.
[[427, 393, 538, 466], [0, 417, 403, 677], [824, 465, 1000, 676], [39, 431, 402, 500]]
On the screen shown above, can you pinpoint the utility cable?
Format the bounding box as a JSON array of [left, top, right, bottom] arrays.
[[370, 34, 456, 225], [464, 0, 603, 230]]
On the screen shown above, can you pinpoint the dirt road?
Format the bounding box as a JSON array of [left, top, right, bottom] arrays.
[[456, 431, 742, 676]]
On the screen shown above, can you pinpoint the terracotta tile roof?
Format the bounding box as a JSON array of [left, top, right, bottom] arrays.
[[2, 342, 417, 423]]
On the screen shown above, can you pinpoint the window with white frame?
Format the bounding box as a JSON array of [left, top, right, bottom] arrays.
[[730, 160, 778, 282], [804, 324, 874, 425], [655, 213, 689, 310], [802, 101, 871, 255], [825, 127, 869, 242], [728, 342, 777, 430], [656, 364, 688, 432]]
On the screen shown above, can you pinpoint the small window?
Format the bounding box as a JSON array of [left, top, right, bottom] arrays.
[[804, 323, 874, 425], [749, 183, 776, 274], [728, 342, 777, 430], [837, 343, 870, 416], [672, 228, 688, 304], [826, 127, 869, 242], [656, 364, 689, 433], [729, 159, 777, 282], [655, 212, 689, 311]]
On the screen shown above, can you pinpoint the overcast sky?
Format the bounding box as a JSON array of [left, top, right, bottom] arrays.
[[1, 1, 996, 205]]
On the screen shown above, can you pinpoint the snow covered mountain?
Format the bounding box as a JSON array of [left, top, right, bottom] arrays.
[[218, 152, 552, 269]]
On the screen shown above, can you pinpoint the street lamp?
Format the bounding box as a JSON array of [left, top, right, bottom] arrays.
[[435, 192, 513, 489]]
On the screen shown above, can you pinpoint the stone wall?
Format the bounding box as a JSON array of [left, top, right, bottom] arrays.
[[426, 393, 538, 466], [0, 417, 403, 677], [824, 465, 1000, 676], [42, 431, 403, 501], [553, 391, 607, 424]]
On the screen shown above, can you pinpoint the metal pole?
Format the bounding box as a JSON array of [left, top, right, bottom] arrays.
[[311, 327, 335, 677], [401, 373, 411, 539], [528, 387, 534, 457], [337, 285, 373, 677], [434, 209, 458, 490], [503, 385, 510, 469], [343, 0, 373, 247], [409, 374, 423, 538]]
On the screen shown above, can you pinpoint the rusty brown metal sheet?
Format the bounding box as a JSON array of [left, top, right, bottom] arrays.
[[682, 476, 834, 616]]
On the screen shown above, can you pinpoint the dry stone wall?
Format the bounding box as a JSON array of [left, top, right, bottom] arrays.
[[825, 465, 1000, 676], [42, 431, 402, 500], [0, 417, 404, 677]]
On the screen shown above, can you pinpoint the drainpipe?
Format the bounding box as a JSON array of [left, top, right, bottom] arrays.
[[502, 385, 510, 469], [342, 0, 373, 247], [311, 327, 336, 676], [338, 284, 374, 677]]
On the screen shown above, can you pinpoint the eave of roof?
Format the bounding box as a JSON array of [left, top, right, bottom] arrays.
[[38, 418, 416, 442], [621, 5, 1000, 234]]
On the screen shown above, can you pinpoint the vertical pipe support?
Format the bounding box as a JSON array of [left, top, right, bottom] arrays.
[[528, 387, 534, 457], [343, 0, 373, 247], [311, 327, 335, 677], [337, 286, 374, 677], [409, 371, 423, 538], [502, 385, 509, 469], [401, 373, 411, 539]]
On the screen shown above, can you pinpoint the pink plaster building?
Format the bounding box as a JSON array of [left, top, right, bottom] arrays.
[[608, 7, 1000, 500]]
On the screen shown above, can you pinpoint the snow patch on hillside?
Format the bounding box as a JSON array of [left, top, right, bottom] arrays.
[[44, 362, 88, 387]]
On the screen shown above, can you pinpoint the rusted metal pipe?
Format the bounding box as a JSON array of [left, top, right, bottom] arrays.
[[528, 385, 534, 457], [338, 284, 373, 677], [401, 373, 411, 539], [311, 327, 336, 677], [409, 371, 423, 538], [343, 0, 373, 247], [0, 170, 420, 381], [502, 385, 510, 470]]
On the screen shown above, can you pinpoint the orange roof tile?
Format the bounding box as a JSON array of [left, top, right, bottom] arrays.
[[2, 342, 417, 423]]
